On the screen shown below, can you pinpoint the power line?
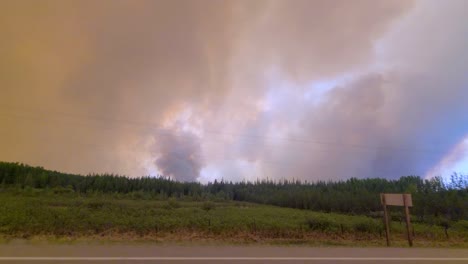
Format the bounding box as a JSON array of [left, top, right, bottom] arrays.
[[0, 128, 434, 180], [0, 104, 458, 156], [0, 112, 449, 169]]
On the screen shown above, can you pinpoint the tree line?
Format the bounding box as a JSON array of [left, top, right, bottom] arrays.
[[1, 161, 467, 223]]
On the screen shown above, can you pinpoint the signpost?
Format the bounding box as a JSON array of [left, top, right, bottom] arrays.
[[380, 193, 413, 247]]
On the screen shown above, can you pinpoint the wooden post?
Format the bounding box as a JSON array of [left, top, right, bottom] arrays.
[[381, 194, 391, 246], [403, 194, 413, 247]]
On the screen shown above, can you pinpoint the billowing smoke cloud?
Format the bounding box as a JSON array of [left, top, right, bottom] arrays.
[[220, 0, 468, 181], [2, 0, 466, 181], [152, 129, 203, 182]]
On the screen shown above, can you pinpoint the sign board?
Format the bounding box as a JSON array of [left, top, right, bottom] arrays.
[[380, 193, 413, 247], [380, 193, 413, 207]]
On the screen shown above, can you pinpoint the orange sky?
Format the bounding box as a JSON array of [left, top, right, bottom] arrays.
[[1, 0, 467, 182]]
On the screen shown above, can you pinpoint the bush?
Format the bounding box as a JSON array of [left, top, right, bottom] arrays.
[[52, 186, 74, 194], [306, 217, 337, 231], [87, 200, 105, 210], [437, 218, 451, 229], [165, 199, 180, 209], [202, 201, 215, 211], [352, 218, 380, 234], [453, 220, 468, 231]]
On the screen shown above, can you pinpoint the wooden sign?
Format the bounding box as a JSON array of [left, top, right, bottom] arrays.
[[380, 193, 413, 247], [381, 193, 413, 207]]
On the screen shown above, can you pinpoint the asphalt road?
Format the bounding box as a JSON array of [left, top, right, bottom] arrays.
[[0, 244, 467, 263]]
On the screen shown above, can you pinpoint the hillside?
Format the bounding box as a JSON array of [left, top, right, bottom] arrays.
[[1, 161, 467, 224], [1, 162, 467, 246], [0, 189, 467, 247]]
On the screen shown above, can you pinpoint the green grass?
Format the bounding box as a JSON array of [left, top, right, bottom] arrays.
[[0, 188, 467, 247]]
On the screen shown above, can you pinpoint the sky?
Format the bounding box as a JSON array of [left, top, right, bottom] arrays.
[[1, 0, 467, 182]]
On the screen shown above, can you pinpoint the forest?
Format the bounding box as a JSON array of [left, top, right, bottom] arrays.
[[1, 161, 467, 225]]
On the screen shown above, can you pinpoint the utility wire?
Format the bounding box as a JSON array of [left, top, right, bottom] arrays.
[[0, 104, 457, 156]]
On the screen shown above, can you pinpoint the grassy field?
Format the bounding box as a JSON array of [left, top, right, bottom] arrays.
[[0, 188, 467, 247]]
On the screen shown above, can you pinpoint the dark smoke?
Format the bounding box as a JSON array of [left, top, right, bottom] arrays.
[[152, 129, 203, 182]]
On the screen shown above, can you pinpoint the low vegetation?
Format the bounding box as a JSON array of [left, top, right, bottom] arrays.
[[0, 189, 467, 246], [0, 162, 467, 246], [1, 162, 467, 225]]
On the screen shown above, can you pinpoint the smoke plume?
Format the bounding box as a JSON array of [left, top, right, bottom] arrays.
[[1, 0, 467, 181]]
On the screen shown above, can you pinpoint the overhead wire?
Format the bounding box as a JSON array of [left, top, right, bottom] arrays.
[[0, 103, 456, 156]]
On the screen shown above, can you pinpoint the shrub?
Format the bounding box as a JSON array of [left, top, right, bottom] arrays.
[[52, 186, 74, 194], [352, 218, 380, 234], [436, 218, 451, 229], [306, 217, 337, 231], [202, 201, 215, 211], [165, 199, 180, 209], [453, 220, 468, 231], [87, 201, 105, 210]]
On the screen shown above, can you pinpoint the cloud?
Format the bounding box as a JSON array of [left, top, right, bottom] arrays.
[[425, 136, 468, 178], [151, 128, 203, 182], [9, 0, 468, 183], [223, 0, 468, 181], [249, 0, 411, 81]]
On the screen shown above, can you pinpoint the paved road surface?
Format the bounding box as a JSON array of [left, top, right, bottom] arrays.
[[0, 244, 467, 263]]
